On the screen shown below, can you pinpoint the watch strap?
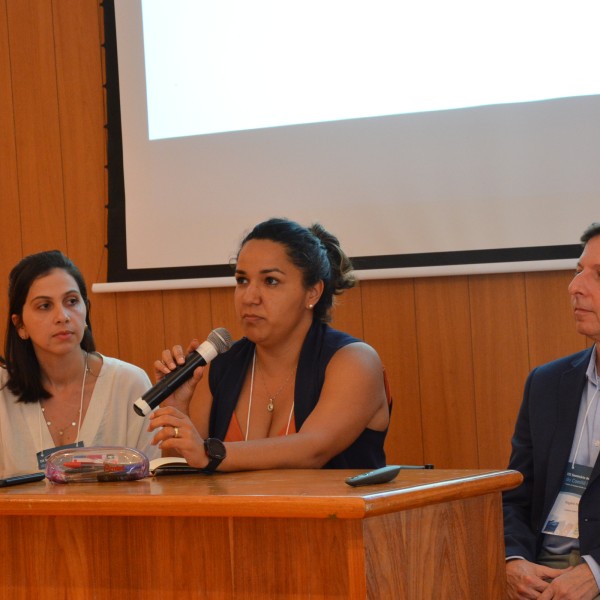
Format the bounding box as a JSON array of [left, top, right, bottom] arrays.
[[203, 438, 226, 473]]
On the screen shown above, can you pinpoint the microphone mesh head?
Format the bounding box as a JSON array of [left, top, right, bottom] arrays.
[[208, 327, 234, 354]]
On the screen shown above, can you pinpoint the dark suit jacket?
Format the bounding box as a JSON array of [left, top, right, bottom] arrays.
[[503, 346, 600, 565]]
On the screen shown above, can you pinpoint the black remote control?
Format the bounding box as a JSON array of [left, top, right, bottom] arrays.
[[345, 465, 402, 487]]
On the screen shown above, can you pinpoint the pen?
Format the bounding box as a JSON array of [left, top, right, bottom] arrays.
[[63, 461, 126, 475], [0, 472, 45, 487]]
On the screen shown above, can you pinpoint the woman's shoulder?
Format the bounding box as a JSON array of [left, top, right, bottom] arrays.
[[96, 354, 152, 382], [0, 366, 20, 410], [0, 364, 8, 387], [318, 324, 366, 355], [320, 326, 382, 369]]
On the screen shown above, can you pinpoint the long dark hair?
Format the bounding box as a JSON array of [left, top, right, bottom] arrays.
[[238, 218, 355, 323], [3, 250, 96, 403]]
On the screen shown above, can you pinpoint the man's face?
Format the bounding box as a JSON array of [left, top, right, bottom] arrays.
[[568, 235, 600, 343]]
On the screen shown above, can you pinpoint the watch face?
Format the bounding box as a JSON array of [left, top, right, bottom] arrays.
[[206, 438, 226, 460]]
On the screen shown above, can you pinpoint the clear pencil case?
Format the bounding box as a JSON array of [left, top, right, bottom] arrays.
[[45, 446, 149, 483]]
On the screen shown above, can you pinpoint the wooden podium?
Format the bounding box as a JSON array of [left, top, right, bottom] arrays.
[[0, 468, 521, 599]]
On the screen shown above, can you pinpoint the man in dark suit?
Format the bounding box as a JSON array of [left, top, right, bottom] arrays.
[[504, 222, 600, 600]]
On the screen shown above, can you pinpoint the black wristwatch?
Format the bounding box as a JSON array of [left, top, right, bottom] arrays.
[[203, 438, 226, 473]]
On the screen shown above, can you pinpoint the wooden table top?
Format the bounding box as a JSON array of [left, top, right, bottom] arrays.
[[0, 468, 522, 519]]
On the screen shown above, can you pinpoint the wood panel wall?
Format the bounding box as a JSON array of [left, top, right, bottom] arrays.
[[1, 0, 590, 470]]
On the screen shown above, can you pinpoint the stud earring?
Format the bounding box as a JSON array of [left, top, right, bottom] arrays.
[[308, 304, 314, 309]]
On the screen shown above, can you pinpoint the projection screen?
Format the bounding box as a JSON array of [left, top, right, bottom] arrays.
[[96, 0, 600, 292]]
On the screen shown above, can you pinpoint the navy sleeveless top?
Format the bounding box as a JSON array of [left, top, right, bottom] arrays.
[[208, 320, 388, 469]]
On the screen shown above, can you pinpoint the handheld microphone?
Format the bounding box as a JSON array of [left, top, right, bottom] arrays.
[[133, 327, 233, 416]]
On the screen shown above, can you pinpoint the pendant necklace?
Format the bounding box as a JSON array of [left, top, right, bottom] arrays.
[[257, 353, 296, 412], [245, 350, 295, 441]]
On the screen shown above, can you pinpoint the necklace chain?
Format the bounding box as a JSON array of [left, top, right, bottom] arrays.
[[257, 355, 296, 412], [41, 405, 80, 436], [40, 352, 89, 440], [245, 350, 295, 441]]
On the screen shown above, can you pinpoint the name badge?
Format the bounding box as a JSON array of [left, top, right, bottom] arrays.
[[542, 462, 592, 539]]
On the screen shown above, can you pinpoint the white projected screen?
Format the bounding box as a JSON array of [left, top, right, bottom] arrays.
[[110, 0, 600, 287], [142, 1, 599, 140]]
